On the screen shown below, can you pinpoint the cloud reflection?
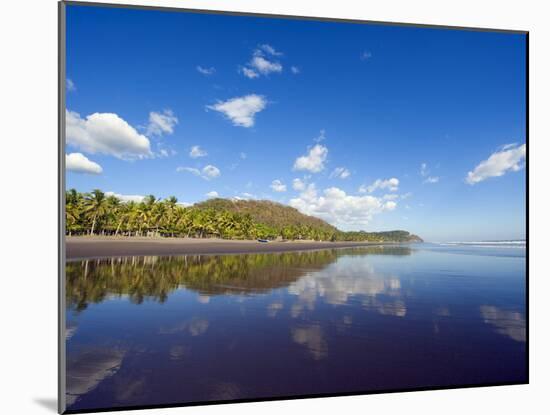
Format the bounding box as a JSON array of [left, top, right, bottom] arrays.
[[480, 305, 526, 342], [66, 348, 125, 406], [159, 318, 210, 336], [267, 301, 284, 317], [287, 257, 405, 318], [291, 324, 328, 360]]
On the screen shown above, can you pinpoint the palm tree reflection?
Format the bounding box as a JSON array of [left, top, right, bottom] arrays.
[[66, 247, 412, 311]]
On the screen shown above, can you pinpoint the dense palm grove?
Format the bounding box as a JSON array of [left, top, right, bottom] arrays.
[[65, 189, 422, 242]]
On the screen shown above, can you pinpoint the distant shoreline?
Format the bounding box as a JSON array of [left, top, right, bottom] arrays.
[[65, 236, 408, 260]]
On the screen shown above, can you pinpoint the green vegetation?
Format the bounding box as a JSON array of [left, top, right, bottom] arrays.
[[65, 189, 423, 242]]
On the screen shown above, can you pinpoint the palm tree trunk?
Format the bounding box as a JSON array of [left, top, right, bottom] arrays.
[[90, 214, 97, 235], [115, 220, 123, 236]]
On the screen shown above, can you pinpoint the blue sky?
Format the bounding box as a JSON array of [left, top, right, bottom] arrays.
[[65, 5, 526, 242]]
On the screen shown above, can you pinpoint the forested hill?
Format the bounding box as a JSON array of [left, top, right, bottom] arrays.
[[194, 198, 422, 242], [65, 189, 423, 242], [194, 198, 337, 232]]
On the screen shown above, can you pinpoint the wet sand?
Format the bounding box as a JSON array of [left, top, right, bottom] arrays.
[[65, 236, 383, 260]]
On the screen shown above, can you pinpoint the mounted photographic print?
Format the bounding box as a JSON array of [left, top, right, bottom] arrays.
[[59, 1, 528, 413]]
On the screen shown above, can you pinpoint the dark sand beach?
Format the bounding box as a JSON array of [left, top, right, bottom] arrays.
[[65, 236, 387, 260]]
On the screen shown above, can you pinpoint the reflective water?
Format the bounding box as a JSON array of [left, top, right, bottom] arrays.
[[65, 244, 526, 411]]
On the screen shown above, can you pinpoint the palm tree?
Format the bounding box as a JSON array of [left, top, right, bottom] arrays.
[[164, 196, 178, 236], [66, 189, 84, 235], [83, 189, 109, 235]]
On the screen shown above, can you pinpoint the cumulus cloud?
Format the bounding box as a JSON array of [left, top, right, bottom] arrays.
[[66, 78, 76, 92], [206, 191, 219, 198], [105, 191, 145, 203], [250, 55, 282, 75], [206, 94, 267, 128], [146, 109, 178, 136], [359, 178, 399, 193], [466, 143, 526, 185], [293, 144, 328, 173], [258, 44, 283, 56], [177, 165, 220, 180], [65, 153, 103, 175], [66, 110, 152, 160], [329, 167, 351, 179], [196, 65, 215, 75], [289, 185, 397, 228], [292, 178, 306, 191], [189, 145, 207, 158], [241, 44, 283, 78], [270, 179, 287, 192], [291, 66, 300, 74], [203, 165, 221, 179], [241, 67, 259, 79]]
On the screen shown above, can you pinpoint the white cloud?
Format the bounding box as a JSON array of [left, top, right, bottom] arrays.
[[241, 67, 259, 79], [291, 66, 300, 74], [206, 94, 267, 128], [66, 110, 152, 160], [329, 167, 351, 179], [241, 192, 255, 199], [176, 164, 221, 180], [250, 56, 282, 75], [65, 153, 102, 175], [258, 44, 283, 56], [313, 129, 326, 143], [146, 109, 178, 136], [424, 176, 439, 184], [241, 45, 283, 78], [292, 178, 306, 191], [466, 143, 526, 185], [105, 191, 145, 203], [359, 178, 399, 193], [240, 152, 247, 159], [177, 167, 200, 176], [196, 65, 215, 75], [189, 145, 207, 158], [202, 165, 221, 179], [289, 185, 397, 228], [66, 78, 76, 92], [293, 144, 328, 173], [205, 191, 219, 198], [270, 179, 287, 192], [419, 163, 439, 183]]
